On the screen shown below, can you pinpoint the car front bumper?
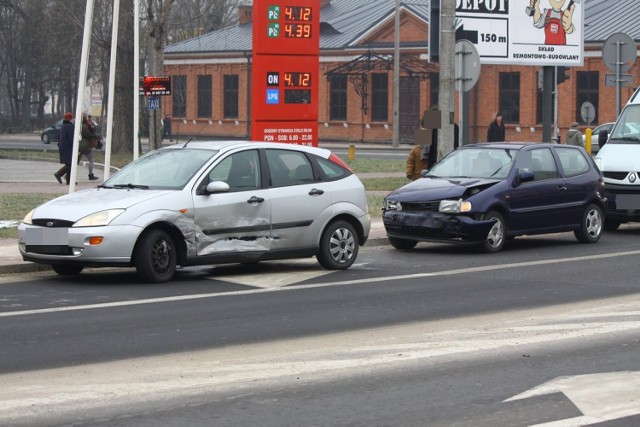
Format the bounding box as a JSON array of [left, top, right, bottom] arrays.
[[382, 210, 494, 244], [18, 223, 143, 267]]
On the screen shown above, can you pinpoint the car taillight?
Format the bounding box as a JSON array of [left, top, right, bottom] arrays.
[[329, 153, 353, 173]]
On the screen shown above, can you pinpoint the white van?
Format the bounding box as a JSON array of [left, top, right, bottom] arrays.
[[594, 86, 640, 230]]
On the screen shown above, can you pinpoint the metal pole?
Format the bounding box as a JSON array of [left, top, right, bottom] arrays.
[[69, 0, 95, 193], [104, 0, 120, 181], [392, 0, 400, 147], [616, 41, 621, 117], [133, 0, 140, 159], [554, 66, 558, 142]]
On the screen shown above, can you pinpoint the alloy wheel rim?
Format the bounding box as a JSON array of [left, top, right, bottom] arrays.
[[329, 228, 355, 263]]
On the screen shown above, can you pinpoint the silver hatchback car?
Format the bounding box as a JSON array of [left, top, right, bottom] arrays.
[[18, 141, 371, 282]]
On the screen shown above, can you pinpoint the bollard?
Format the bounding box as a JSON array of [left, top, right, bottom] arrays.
[[585, 128, 592, 154], [348, 144, 355, 161]]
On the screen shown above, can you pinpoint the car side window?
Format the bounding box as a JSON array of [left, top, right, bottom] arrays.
[[530, 148, 558, 181], [556, 147, 590, 177], [266, 149, 314, 187], [207, 150, 261, 192]]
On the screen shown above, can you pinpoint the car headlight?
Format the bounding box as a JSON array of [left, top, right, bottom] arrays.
[[73, 209, 125, 227], [439, 199, 472, 213], [385, 199, 401, 211], [22, 209, 35, 225]]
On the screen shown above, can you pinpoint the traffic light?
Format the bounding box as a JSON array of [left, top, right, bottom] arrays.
[[556, 66, 570, 85]]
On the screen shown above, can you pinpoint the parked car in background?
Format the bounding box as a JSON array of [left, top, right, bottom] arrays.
[[383, 143, 605, 252], [40, 117, 103, 144], [40, 120, 63, 144], [582, 122, 614, 154], [18, 141, 371, 282]]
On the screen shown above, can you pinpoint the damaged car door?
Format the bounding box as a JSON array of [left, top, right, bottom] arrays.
[[192, 149, 272, 255]]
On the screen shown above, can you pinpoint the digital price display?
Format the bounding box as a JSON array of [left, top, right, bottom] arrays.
[[139, 76, 171, 96], [285, 6, 312, 21], [252, 1, 319, 55], [284, 23, 312, 38], [252, 0, 319, 146], [284, 72, 311, 87]]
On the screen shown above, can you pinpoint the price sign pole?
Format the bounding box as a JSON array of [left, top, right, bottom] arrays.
[[251, 1, 319, 146]]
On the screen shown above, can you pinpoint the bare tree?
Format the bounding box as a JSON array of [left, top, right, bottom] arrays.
[[111, 0, 135, 154]]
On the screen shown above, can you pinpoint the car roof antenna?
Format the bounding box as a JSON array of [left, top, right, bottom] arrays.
[[182, 138, 193, 148]]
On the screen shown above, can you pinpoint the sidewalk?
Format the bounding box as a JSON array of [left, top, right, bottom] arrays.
[[0, 136, 397, 274]]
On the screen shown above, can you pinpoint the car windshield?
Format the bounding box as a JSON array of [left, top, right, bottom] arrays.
[[426, 147, 517, 179], [610, 105, 640, 142], [103, 148, 218, 190]]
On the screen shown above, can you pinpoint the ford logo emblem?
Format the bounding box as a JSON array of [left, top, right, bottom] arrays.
[[46, 221, 54, 227]]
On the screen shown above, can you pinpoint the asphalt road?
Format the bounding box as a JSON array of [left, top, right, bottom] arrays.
[[2, 229, 640, 425]]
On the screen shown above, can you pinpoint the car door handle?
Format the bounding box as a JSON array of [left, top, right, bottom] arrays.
[[308, 188, 324, 196], [557, 186, 567, 191], [247, 196, 264, 204]]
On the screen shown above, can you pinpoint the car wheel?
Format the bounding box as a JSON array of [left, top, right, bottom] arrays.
[[388, 237, 418, 250], [52, 264, 84, 275], [603, 218, 621, 232], [42, 133, 50, 144], [317, 220, 359, 270], [481, 210, 506, 253], [574, 204, 603, 243], [134, 229, 177, 283]]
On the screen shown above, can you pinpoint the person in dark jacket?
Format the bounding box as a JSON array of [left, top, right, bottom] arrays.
[[487, 112, 506, 142], [54, 112, 74, 184]]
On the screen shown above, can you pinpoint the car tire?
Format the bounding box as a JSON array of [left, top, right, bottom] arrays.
[[603, 218, 621, 232], [388, 237, 418, 250], [317, 220, 358, 270], [52, 264, 84, 276], [574, 204, 603, 243], [42, 133, 50, 144], [481, 210, 506, 253], [134, 229, 177, 283]]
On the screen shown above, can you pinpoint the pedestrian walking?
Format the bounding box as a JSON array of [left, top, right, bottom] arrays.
[[53, 112, 74, 184], [487, 112, 506, 142], [78, 114, 100, 180], [566, 122, 583, 147]]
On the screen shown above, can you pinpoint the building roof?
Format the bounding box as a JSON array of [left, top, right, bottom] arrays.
[[165, 0, 640, 55], [584, 0, 640, 42]]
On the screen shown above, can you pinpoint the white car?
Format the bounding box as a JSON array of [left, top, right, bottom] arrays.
[[582, 122, 614, 154], [18, 141, 371, 282]]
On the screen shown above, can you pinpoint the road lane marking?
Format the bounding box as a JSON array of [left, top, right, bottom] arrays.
[[2, 249, 640, 318], [505, 372, 640, 426], [1, 301, 640, 423]]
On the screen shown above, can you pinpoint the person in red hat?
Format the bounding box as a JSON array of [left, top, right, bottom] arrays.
[[54, 112, 74, 184]]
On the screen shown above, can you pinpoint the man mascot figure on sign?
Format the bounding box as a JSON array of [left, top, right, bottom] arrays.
[[528, 0, 576, 45]]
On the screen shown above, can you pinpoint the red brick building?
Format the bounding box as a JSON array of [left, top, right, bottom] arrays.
[[163, 0, 639, 144]]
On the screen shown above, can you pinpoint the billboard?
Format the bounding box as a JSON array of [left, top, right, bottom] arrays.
[[455, 0, 584, 66]]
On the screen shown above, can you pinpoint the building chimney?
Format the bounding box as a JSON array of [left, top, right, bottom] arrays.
[[320, 0, 331, 8], [239, 5, 252, 25]]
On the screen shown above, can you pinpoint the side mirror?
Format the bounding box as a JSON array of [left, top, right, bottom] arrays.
[[206, 181, 230, 194], [515, 169, 535, 186], [598, 129, 608, 147]]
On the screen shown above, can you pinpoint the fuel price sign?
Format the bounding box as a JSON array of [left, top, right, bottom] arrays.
[[253, 1, 319, 56]]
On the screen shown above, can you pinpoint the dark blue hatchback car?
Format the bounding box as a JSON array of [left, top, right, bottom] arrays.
[[383, 143, 606, 252]]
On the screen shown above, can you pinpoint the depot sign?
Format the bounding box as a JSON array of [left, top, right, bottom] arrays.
[[454, 0, 584, 66]]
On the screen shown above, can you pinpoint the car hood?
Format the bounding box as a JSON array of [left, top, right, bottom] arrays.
[[32, 188, 175, 221], [596, 143, 640, 172], [386, 176, 501, 201]]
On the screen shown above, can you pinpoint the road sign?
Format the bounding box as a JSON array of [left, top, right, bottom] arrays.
[[147, 97, 160, 110], [455, 40, 481, 92], [580, 101, 595, 125], [602, 32, 637, 73], [605, 73, 634, 87]]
